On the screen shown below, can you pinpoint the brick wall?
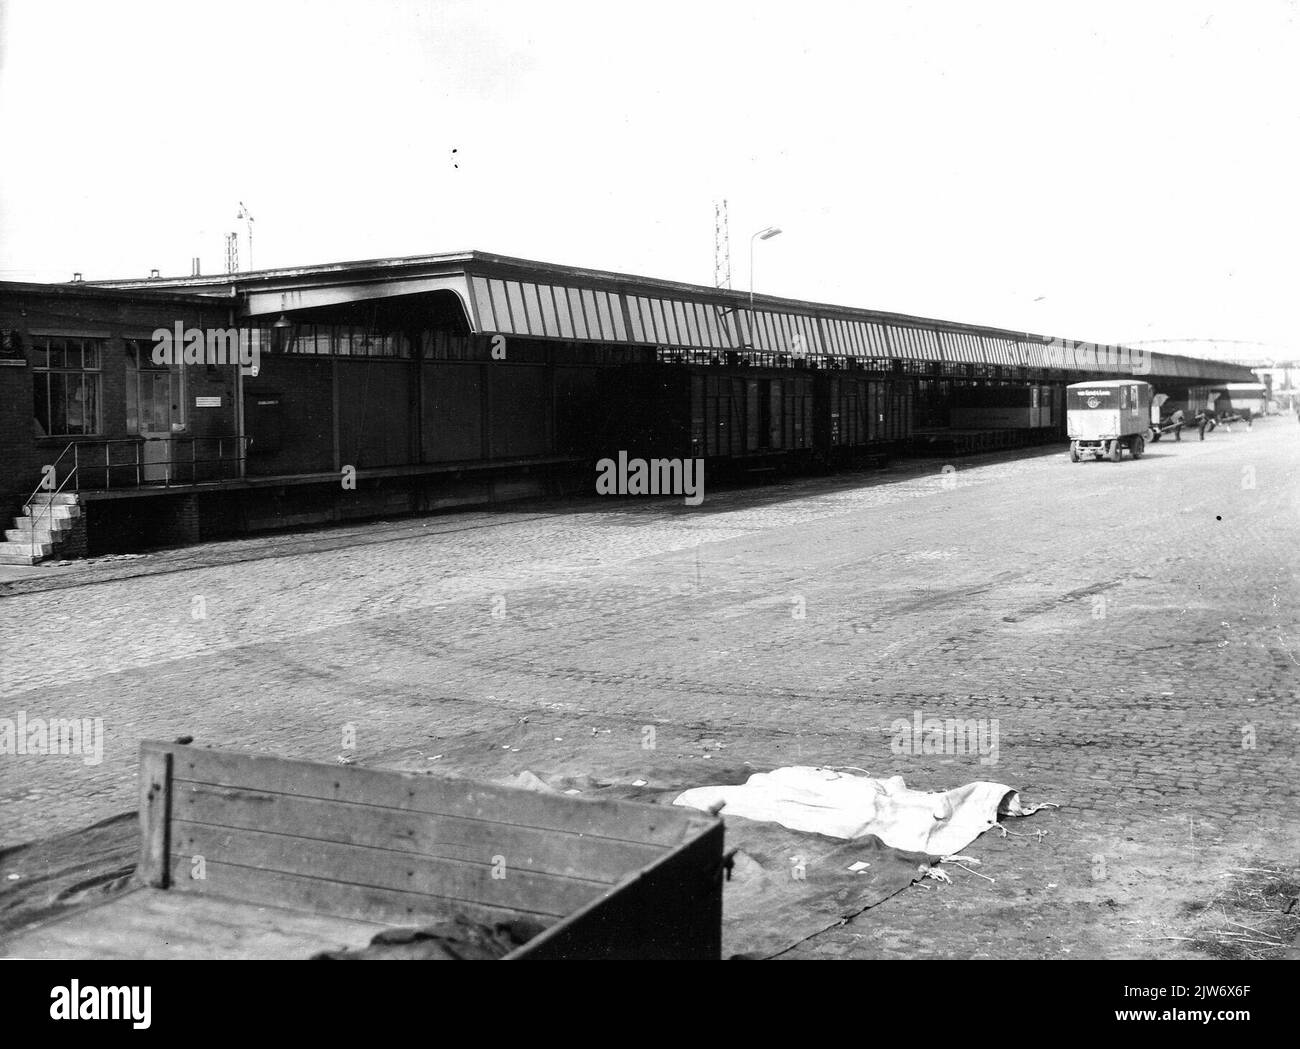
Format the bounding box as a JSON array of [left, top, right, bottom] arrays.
[[0, 286, 231, 518], [57, 510, 88, 560], [0, 361, 43, 516], [155, 494, 201, 546]]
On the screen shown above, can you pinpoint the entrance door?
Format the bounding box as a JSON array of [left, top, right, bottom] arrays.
[[127, 344, 185, 482], [140, 369, 177, 482]]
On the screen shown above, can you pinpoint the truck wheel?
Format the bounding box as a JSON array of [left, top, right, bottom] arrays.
[[1069, 442, 1080, 463], [1108, 440, 1122, 463], [1131, 435, 1145, 460]]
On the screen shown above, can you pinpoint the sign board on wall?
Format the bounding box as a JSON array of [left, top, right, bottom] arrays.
[[195, 396, 222, 408]]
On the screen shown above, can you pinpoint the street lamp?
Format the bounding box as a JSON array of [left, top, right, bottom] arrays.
[[748, 227, 783, 353], [749, 226, 782, 313]]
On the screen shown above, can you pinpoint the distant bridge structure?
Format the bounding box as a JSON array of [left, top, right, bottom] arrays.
[[1123, 338, 1300, 370]]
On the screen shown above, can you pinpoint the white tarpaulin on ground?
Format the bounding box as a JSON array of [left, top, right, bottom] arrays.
[[674, 766, 1049, 857]]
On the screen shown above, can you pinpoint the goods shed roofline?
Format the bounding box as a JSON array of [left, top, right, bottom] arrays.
[[0, 279, 229, 308], [89, 249, 1062, 338], [89, 250, 1254, 380]]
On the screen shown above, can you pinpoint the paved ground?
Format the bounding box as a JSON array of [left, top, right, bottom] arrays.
[[1, 418, 1297, 958]]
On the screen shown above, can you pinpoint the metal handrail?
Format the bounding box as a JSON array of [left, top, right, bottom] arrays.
[[92, 431, 246, 491], [18, 435, 248, 561], [22, 442, 79, 560], [65, 434, 248, 490], [21, 441, 74, 507]]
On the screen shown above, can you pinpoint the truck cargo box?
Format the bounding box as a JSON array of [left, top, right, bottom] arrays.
[[1066, 380, 1153, 462]]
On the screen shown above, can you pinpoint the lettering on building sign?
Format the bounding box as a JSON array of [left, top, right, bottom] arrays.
[[195, 396, 222, 408]]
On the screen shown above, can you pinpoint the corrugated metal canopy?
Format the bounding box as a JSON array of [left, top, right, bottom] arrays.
[[939, 331, 982, 363], [467, 269, 1251, 381], [94, 249, 1257, 383]]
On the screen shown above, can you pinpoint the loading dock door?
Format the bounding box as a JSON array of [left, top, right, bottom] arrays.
[[244, 394, 283, 455]]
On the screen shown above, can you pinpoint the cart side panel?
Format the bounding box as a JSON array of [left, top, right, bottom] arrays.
[[513, 818, 724, 960], [154, 741, 694, 845], [140, 742, 714, 947]]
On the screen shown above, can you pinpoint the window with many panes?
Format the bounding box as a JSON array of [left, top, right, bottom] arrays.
[[277, 324, 411, 357], [124, 339, 186, 434], [32, 336, 103, 436]]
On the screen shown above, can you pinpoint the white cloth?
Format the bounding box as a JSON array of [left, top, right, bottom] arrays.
[[674, 766, 1042, 857]]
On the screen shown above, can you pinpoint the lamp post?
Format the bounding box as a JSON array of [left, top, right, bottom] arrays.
[[749, 226, 782, 348], [749, 226, 782, 312]]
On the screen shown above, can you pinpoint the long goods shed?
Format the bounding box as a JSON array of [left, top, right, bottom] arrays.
[[0, 252, 1257, 561], [99, 250, 1251, 383]]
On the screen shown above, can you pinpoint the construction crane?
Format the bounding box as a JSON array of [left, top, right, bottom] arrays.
[[236, 202, 254, 271]]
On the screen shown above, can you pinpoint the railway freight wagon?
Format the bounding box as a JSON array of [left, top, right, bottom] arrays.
[[596, 364, 814, 467], [948, 384, 1056, 429], [595, 364, 911, 473], [813, 371, 913, 466]]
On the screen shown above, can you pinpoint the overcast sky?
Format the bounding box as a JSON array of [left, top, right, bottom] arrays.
[[2, 1, 1297, 356]]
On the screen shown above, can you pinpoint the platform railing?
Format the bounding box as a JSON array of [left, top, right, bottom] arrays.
[[69, 434, 249, 490]]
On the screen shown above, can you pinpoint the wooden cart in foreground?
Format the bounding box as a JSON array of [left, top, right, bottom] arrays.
[[1, 741, 724, 960]]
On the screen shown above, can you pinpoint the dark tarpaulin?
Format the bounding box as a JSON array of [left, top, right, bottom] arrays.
[[712, 816, 931, 959]]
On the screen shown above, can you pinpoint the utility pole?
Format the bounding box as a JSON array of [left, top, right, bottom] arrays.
[[714, 200, 731, 289]]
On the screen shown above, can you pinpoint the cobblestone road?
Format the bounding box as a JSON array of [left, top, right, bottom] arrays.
[[2, 419, 1297, 957]]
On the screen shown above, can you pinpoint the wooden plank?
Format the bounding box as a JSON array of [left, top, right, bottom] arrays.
[[149, 741, 692, 846], [136, 746, 172, 888], [168, 822, 604, 917], [163, 860, 563, 930], [174, 782, 663, 883]]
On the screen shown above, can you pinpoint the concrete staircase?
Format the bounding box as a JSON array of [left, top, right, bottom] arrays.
[[0, 493, 82, 565]]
